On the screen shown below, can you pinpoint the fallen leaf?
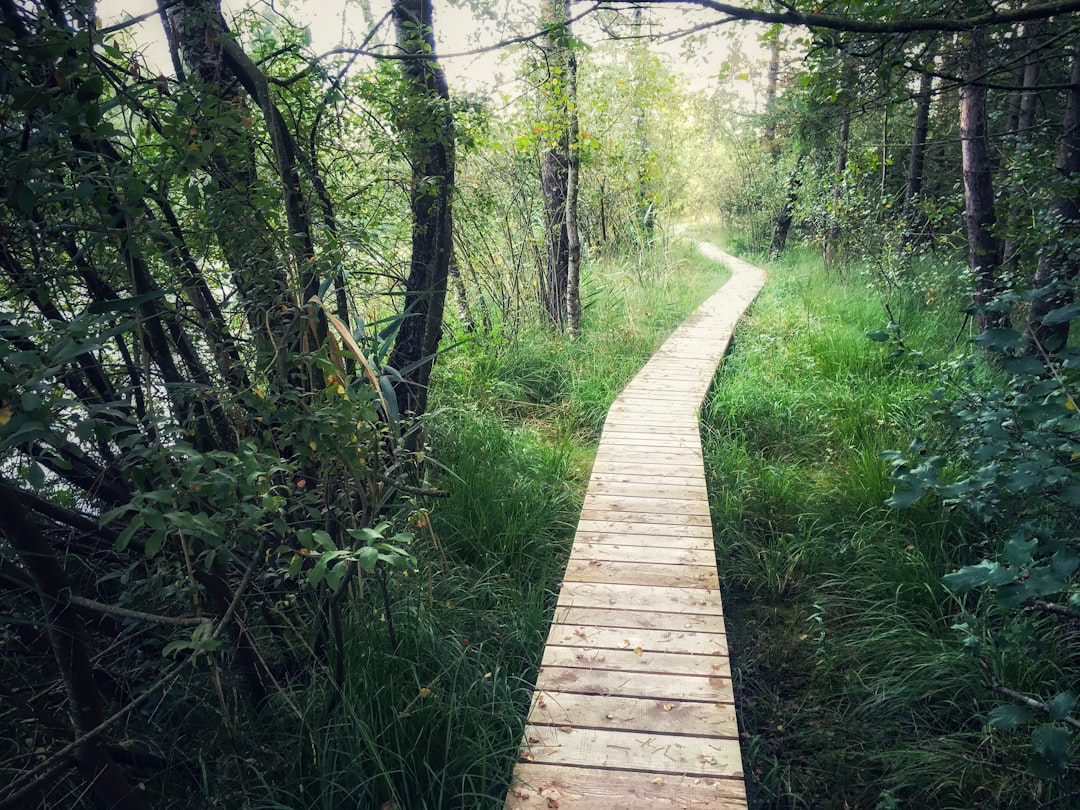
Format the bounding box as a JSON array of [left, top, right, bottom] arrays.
[[542, 747, 556, 755], [513, 788, 531, 799], [527, 734, 541, 744], [661, 703, 675, 711], [618, 639, 630, 648], [557, 725, 572, 733], [633, 647, 643, 655], [652, 777, 665, 786], [418, 687, 431, 699]]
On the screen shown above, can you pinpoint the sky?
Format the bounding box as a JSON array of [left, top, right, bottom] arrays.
[[97, 0, 770, 102]]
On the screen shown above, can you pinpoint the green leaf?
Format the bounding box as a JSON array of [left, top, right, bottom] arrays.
[[944, 560, 1016, 592], [86, 290, 166, 315], [1031, 725, 1069, 761], [987, 704, 1032, 730], [1041, 304, 1080, 327], [866, 331, 890, 342], [356, 546, 379, 573], [975, 328, 1022, 352], [1047, 692, 1076, 722], [885, 487, 924, 508]]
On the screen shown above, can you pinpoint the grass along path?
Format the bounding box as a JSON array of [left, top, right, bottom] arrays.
[[241, 237, 732, 810], [702, 247, 1054, 809]]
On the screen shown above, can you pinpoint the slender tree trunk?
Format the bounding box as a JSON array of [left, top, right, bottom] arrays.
[[1023, 42, 1080, 356], [770, 156, 803, 258], [960, 30, 1007, 332], [539, 0, 574, 331], [1002, 26, 1044, 271], [0, 483, 149, 810], [565, 48, 583, 337], [904, 58, 935, 244], [825, 109, 851, 269], [763, 38, 781, 156], [387, 0, 455, 417]]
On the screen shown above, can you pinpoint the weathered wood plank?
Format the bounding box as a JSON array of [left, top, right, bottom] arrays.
[[556, 582, 723, 615], [589, 461, 706, 479], [507, 764, 746, 809], [526, 691, 736, 737], [563, 558, 720, 588], [581, 494, 712, 518], [578, 509, 712, 528], [586, 480, 709, 500], [541, 645, 733, 680], [589, 471, 706, 489], [570, 542, 715, 565], [573, 531, 714, 550], [552, 606, 723, 633], [575, 519, 713, 536], [546, 625, 728, 657], [518, 726, 744, 778]]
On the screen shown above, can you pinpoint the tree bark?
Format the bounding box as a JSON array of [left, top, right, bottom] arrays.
[[770, 156, 803, 258], [0, 483, 149, 810], [539, 0, 575, 331], [1023, 42, 1080, 356], [1002, 25, 1044, 271], [387, 0, 455, 417], [565, 48, 583, 337], [960, 30, 1007, 332], [825, 108, 851, 269], [904, 53, 935, 246]]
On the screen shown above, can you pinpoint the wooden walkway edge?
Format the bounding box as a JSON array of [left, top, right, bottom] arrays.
[[505, 246, 766, 809]]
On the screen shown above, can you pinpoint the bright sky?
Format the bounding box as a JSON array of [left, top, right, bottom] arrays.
[[98, 0, 769, 101]]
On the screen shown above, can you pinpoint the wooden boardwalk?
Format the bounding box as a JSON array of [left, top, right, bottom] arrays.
[[506, 247, 766, 809]]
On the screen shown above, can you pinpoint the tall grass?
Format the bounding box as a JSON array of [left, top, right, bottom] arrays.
[[229, 236, 732, 808], [704, 246, 1058, 808]]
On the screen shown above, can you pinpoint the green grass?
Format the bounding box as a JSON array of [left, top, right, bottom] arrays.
[[703, 245, 1067, 808], [224, 236, 733, 809]]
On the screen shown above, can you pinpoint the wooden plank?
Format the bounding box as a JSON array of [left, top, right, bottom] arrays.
[[541, 645, 733, 680], [575, 519, 713, 536], [526, 692, 736, 737], [563, 558, 720, 588], [546, 625, 728, 657], [589, 461, 705, 479], [556, 582, 723, 616], [518, 726, 744, 778], [507, 764, 746, 809], [591, 450, 704, 466], [573, 531, 714, 550], [590, 471, 705, 487], [552, 606, 723, 633], [588, 480, 709, 500], [570, 542, 715, 565], [537, 666, 733, 704], [578, 510, 711, 527], [581, 497, 711, 520]]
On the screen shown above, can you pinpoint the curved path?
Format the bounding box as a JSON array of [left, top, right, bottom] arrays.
[[506, 247, 766, 809]]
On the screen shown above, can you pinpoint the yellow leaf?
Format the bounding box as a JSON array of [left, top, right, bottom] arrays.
[[309, 441, 317, 451], [418, 687, 431, 699], [633, 646, 643, 656], [0, 404, 12, 426]]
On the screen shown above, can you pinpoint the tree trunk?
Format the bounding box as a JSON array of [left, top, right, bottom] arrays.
[[387, 0, 455, 417], [903, 55, 935, 246], [825, 109, 851, 269], [763, 38, 781, 156], [770, 156, 803, 259], [565, 48, 583, 337], [1023, 42, 1080, 356], [960, 30, 1007, 332], [539, 0, 574, 331], [0, 483, 149, 810], [1002, 26, 1044, 271]]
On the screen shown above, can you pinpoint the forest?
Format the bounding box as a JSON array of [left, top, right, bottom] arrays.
[[0, 0, 1077, 808]]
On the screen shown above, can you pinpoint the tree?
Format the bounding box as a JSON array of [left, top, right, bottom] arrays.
[[538, 0, 579, 332], [385, 0, 456, 417]]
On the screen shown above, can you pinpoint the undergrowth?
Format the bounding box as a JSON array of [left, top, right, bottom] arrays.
[[236, 236, 731, 808], [703, 245, 1070, 808]]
